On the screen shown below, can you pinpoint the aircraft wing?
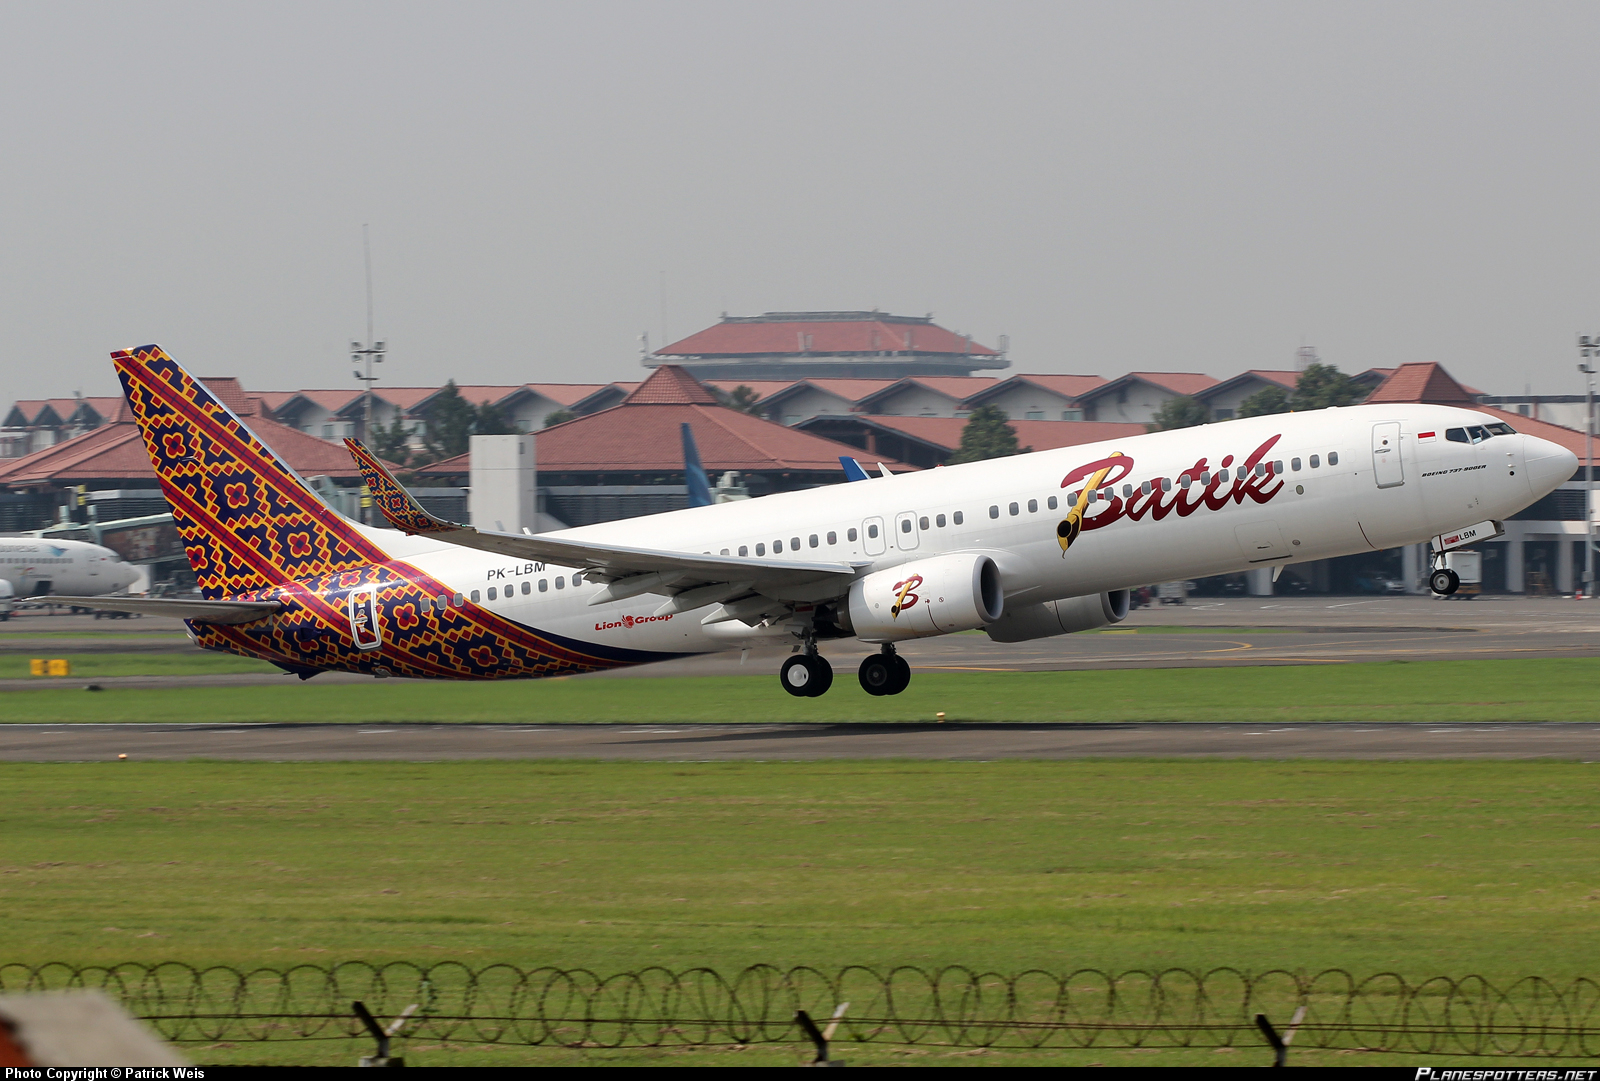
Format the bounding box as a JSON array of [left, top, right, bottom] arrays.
[[344, 440, 863, 610], [51, 596, 281, 624]]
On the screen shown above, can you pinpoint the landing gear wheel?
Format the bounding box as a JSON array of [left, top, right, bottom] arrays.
[[805, 655, 833, 697], [858, 651, 912, 696], [1430, 568, 1460, 596], [781, 655, 818, 697]]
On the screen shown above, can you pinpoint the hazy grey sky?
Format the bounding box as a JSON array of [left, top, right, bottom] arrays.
[[5, 1, 1600, 409]]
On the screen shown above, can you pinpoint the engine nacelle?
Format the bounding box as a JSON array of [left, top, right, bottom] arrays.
[[847, 553, 1004, 643], [984, 589, 1130, 643]]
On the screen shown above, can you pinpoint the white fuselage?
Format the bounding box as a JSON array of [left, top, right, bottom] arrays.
[[357, 405, 1575, 659], [0, 538, 143, 598]]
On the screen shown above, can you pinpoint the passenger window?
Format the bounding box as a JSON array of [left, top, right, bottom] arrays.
[[1122, 484, 1133, 498], [487, 587, 497, 600], [453, 593, 465, 606], [935, 514, 946, 527], [1027, 499, 1038, 513], [435, 594, 447, 610], [989, 505, 999, 518], [867, 524, 878, 538], [791, 537, 800, 550], [738, 545, 748, 556], [572, 573, 583, 586], [538, 580, 548, 592], [1140, 481, 1151, 495], [470, 589, 481, 602], [1047, 496, 1058, 510], [848, 528, 858, 541], [1309, 455, 1320, 468], [720, 548, 729, 555], [918, 516, 929, 530], [1179, 475, 1191, 489], [1087, 490, 1098, 502], [1274, 461, 1283, 475], [756, 543, 766, 556], [555, 577, 565, 589], [901, 519, 912, 533], [521, 581, 530, 595], [1291, 458, 1301, 471], [1200, 471, 1211, 484], [953, 511, 964, 525], [1219, 469, 1230, 482], [827, 531, 837, 544], [1161, 478, 1172, 492], [809, 534, 818, 548], [1328, 451, 1339, 465], [1008, 502, 1019, 516], [773, 539, 783, 553]]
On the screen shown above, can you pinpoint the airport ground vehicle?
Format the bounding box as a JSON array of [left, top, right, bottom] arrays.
[[69, 346, 1576, 697]]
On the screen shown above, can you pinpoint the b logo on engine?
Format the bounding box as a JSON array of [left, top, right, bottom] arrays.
[[890, 575, 923, 618]]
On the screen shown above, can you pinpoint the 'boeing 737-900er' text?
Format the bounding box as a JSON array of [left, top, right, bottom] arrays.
[[69, 346, 1578, 697]]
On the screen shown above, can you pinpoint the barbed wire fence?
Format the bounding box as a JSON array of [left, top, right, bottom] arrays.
[[2, 963, 1597, 1059]]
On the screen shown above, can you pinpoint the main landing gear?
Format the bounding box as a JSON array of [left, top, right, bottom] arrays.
[[858, 645, 911, 697], [1429, 567, 1460, 596], [780, 646, 834, 697]]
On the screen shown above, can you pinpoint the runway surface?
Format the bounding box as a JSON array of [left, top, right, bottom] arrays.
[[3, 596, 1598, 692], [3, 721, 1597, 761]]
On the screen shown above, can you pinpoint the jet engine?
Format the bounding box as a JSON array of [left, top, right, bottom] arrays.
[[847, 553, 1003, 643], [984, 589, 1130, 643]]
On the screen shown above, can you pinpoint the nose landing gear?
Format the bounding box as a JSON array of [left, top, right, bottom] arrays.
[[1429, 567, 1460, 596], [780, 642, 834, 697], [858, 645, 912, 696]]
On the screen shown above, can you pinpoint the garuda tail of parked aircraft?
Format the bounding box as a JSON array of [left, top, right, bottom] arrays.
[[73, 345, 1577, 697]]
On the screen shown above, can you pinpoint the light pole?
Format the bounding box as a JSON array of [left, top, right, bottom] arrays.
[[1578, 338, 1597, 596], [351, 225, 385, 524]]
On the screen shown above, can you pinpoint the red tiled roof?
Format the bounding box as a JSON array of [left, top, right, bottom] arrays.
[[280, 389, 363, 414], [1365, 362, 1477, 405], [861, 416, 1148, 453], [523, 383, 611, 407], [660, 316, 998, 357], [5, 400, 68, 426], [0, 412, 394, 488], [424, 400, 911, 476], [1078, 372, 1220, 401], [624, 365, 719, 405], [703, 380, 800, 402], [964, 374, 1108, 405], [856, 376, 1000, 409]]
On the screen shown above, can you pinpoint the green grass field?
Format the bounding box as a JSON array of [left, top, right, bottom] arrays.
[[5, 656, 1600, 723], [4, 759, 1598, 1066]]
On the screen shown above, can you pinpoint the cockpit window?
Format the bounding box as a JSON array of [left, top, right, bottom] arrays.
[[1484, 422, 1516, 436], [1467, 425, 1490, 443]]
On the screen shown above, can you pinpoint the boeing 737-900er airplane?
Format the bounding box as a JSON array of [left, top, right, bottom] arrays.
[[68, 345, 1577, 697]]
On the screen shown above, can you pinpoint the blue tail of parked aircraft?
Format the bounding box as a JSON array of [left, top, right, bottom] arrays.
[[839, 456, 870, 482], [681, 423, 713, 507]]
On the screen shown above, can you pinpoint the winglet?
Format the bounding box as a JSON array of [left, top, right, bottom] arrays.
[[839, 456, 870, 482], [344, 439, 461, 535]]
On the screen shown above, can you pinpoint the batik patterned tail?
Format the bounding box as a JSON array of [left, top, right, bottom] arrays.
[[113, 345, 386, 599]]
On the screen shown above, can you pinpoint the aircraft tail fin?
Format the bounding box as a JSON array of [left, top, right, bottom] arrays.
[[113, 345, 387, 598], [839, 456, 870, 482], [681, 423, 713, 507]]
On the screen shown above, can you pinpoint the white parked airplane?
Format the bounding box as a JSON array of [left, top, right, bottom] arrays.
[[0, 537, 143, 600], [76, 346, 1576, 696]]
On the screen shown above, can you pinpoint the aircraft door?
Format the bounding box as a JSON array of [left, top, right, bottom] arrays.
[[894, 511, 920, 550], [1372, 422, 1404, 489], [347, 586, 382, 651], [862, 516, 886, 556]]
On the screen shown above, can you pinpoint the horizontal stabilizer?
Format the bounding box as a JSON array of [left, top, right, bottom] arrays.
[[51, 596, 282, 624]]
